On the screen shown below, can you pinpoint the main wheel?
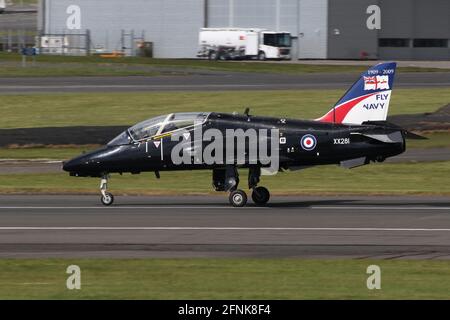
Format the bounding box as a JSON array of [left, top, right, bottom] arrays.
[[252, 186, 270, 205], [209, 51, 218, 60], [258, 51, 266, 61], [218, 52, 228, 61], [101, 192, 114, 206], [229, 189, 247, 207]]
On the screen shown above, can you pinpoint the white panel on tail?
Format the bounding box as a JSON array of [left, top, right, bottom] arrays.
[[342, 90, 392, 124]]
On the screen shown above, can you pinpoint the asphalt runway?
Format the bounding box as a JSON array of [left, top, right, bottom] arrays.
[[0, 194, 449, 259], [1, 72, 450, 93]]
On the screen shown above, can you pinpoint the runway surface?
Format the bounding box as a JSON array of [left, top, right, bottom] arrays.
[[1, 72, 449, 93], [0, 195, 449, 259]]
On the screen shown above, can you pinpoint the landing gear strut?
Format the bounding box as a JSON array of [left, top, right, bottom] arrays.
[[213, 166, 271, 207], [249, 166, 270, 206], [222, 166, 248, 207], [100, 174, 114, 206]]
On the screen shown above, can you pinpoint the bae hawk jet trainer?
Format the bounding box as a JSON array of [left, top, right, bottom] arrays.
[[63, 62, 423, 207]]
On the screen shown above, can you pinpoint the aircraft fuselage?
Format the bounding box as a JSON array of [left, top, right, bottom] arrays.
[[63, 112, 405, 177]]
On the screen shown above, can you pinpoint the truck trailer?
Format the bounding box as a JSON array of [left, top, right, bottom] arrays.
[[197, 28, 291, 61]]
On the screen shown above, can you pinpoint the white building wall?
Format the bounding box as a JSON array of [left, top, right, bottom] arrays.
[[297, 0, 328, 58], [207, 0, 299, 34], [41, 0, 449, 60], [43, 0, 204, 58]]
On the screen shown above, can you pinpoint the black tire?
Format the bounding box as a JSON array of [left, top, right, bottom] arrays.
[[101, 192, 114, 206], [252, 186, 270, 205], [258, 51, 266, 61], [209, 51, 218, 60], [229, 189, 247, 207]]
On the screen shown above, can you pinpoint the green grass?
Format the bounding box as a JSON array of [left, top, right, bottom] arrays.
[[10, 0, 37, 4], [0, 52, 446, 77], [1, 88, 449, 129], [407, 132, 450, 149], [0, 63, 163, 77], [1, 161, 449, 195], [0, 259, 449, 299], [0, 146, 99, 159]]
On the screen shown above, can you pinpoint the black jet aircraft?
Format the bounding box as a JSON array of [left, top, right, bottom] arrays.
[[63, 62, 423, 207]]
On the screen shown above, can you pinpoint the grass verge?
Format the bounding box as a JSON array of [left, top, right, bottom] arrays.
[[406, 132, 450, 149], [0, 161, 449, 195], [0, 259, 449, 299], [0, 52, 447, 76], [1, 88, 449, 129], [0, 145, 100, 159], [0, 63, 163, 77]]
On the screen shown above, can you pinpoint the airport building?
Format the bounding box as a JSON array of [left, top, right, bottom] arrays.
[[38, 0, 450, 60]]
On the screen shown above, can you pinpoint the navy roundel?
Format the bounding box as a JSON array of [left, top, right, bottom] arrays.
[[300, 134, 317, 151]]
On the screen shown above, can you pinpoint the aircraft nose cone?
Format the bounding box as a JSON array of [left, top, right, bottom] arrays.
[[62, 157, 83, 173]]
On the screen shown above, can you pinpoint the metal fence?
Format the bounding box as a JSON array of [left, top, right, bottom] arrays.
[[37, 30, 91, 56], [0, 29, 36, 52], [1, 28, 150, 56]]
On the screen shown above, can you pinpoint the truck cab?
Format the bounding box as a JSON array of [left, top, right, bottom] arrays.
[[0, 0, 6, 13], [259, 31, 292, 60]]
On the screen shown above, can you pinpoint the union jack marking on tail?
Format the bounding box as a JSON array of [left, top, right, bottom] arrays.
[[364, 75, 390, 91]]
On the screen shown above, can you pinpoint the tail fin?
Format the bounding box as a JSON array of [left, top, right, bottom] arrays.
[[317, 62, 397, 125]]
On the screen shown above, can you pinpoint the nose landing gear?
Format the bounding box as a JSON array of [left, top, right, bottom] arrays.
[[100, 174, 114, 206]]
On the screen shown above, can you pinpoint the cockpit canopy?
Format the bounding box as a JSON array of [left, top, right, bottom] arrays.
[[108, 112, 210, 146]]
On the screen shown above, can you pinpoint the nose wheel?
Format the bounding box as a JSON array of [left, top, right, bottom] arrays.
[[101, 192, 114, 206], [100, 174, 114, 206], [229, 189, 247, 207]]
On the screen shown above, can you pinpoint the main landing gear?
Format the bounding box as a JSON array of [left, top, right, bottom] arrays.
[[229, 189, 247, 207], [100, 174, 114, 206], [248, 166, 270, 206], [213, 166, 271, 207], [251, 186, 270, 205]]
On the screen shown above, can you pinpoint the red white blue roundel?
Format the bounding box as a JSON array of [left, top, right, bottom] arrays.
[[300, 134, 317, 151]]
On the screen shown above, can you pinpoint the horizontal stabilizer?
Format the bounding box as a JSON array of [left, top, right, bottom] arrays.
[[403, 131, 428, 140], [360, 121, 428, 140], [351, 131, 403, 143]]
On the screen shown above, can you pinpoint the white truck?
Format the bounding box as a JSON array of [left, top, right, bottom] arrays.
[[0, 0, 6, 14], [197, 28, 291, 61]]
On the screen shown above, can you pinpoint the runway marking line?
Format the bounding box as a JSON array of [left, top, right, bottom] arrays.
[[312, 206, 450, 210], [0, 227, 449, 232], [0, 206, 269, 210], [0, 206, 448, 210], [0, 84, 342, 89]]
